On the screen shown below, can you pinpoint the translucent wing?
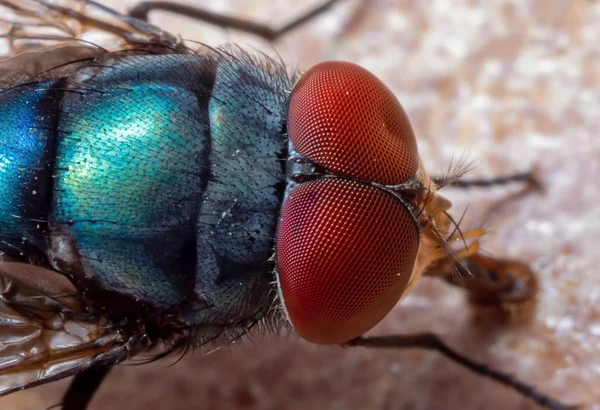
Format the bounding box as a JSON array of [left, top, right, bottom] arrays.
[[0, 262, 130, 396], [0, 0, 181, 57]]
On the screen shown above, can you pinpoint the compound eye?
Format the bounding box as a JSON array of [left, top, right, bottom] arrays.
[[288, 61, 418, 185], [276, 179, 419, 344]]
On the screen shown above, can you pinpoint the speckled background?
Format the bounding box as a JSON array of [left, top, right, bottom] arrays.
[[1, 0, 599, 409]]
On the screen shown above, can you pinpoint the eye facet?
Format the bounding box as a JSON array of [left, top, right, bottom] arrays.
[[276, 179, 419, 344], [288, 61, 419, 186]]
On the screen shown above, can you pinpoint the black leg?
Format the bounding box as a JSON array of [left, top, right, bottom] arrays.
[[61, 366, 112, 410], [433, 169, 540, 190], [345, 334, 578, 410], [128, 0, 345, 40]]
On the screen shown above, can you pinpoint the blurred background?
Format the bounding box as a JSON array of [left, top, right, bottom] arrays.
[[1, 0, 599, 409]]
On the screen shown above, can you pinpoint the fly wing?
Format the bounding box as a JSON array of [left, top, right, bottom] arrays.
[[0, 44, 107, 85], [0, 261, 130, 396], [0, 0, 192, 85], [0, 0, 182, 57]]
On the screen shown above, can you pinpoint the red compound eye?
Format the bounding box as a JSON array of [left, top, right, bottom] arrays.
[[276, 179, 419, 344], [288, 61, 418, 185]]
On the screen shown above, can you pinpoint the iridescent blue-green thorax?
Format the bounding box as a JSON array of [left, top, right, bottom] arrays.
[[0, 50, 294, 334]]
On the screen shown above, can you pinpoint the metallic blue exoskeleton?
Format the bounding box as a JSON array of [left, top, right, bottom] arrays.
[[1, 50, 293, 328], [0, 1, 303, 400]]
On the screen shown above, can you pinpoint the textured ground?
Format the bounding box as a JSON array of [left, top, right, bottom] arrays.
[[1, 0, 599, 409]]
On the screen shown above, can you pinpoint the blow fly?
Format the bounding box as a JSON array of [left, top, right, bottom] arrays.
[[0, 1, 576, 409]]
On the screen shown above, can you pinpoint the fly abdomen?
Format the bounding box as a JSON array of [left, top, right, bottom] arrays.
[[0, 81, 58, 261], [0, 50, 293, 329], [50, 54, 214, 310]]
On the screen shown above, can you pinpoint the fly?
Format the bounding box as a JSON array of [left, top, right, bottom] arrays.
[[0, 1, 578, 409]]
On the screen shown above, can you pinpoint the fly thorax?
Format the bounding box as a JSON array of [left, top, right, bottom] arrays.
[[187, 58, 292, 326]]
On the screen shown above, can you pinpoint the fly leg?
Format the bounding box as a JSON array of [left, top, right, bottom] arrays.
[[345, 334, 578, 410], [433, 167, 542, 190], [426, 253, 538, 306], [128, 0, 346, 41], [427, 166, 542, 308], [61, 366, 112, 410]]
